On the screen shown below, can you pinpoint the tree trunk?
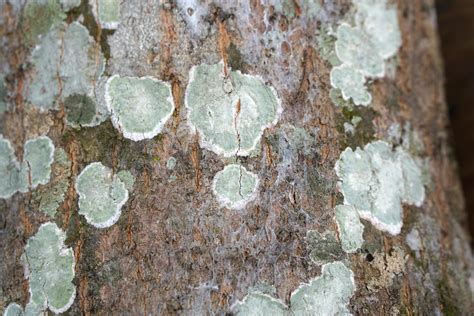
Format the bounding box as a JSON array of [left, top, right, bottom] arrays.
[[1, 0, 473, 315]]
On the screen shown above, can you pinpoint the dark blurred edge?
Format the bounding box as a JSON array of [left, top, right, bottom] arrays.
[[436, 0, 474, 243]]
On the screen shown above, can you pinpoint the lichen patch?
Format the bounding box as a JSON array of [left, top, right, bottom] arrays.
[[233, 261, 356, 315], [353, 0, 402, 59], [105, 75, 175, 141], [335, 140, 425, 235], [60, 0, 81, 11], [3, 303, 23, 316], [330, 64, 372, 106], [22, 136, 55, 189], [330, 0, 401, 107], [91, 0, 122, 30], [22, 222, 76, 314], [20, 0, 66, 46], [334, 23, 385, 78], [0, 136, 55, 199], [335, 204, 365, 253], [232, 292, 288, 315], [290, 261, 356, 315], [25, 22, 107, 128], [185, 61, 282, 157], [76, 162, 130, 228], [212, 164, 258, 210]]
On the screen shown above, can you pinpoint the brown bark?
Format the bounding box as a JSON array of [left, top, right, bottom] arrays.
[[1, 0, 473, 315]]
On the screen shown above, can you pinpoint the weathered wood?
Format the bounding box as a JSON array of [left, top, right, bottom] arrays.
[[0, 0, 472, 315]]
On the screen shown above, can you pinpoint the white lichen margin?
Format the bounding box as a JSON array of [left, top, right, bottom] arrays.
[[335, 140, 425, 236], [0, 135, 55, 199], [232, 292, 288, 315], [90, 0, 121, 29], [105, 75, 175, 141], [212, 164, 259, 210], [185, 60, 282, 157], [232, 261, 356, 315], [75, 162, 129, 228], [22, 222, 76, 314], [3, 303, 23, 316], [23, 136, 55, 189], [335, 205, 365, 253], [330, 0, 402, 106]]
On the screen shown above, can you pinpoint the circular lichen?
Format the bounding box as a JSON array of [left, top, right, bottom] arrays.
[[105, 75, 175, 141], [212, 164, 259, 210], [185, 61, 282, 157], [75, 162, 129, 228]]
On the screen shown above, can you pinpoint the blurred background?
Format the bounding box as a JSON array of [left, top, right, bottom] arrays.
[[436, 0, 474, 243]]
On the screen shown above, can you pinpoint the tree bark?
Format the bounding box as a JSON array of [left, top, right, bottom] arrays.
[[1, 0, 473, 315]]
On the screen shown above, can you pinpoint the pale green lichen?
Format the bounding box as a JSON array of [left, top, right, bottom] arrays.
[[334, 24, 384, 78], [105, 75, 175, 141], [233, 262, 356, 315], [185, 61, 282, 157], [22, 136, 55, 189], [306, 230, 344, 265], [330, 0, 401, 107], [26, 22, 106, 128], [335, 205, 365, 253], [212, 164, 258, 210], [329, 88, 353, 109], [3, 303, 23, 316], [316, 26, 341, 66], [354, 0, 402, 59], [75, 162, 129, 228], [22, 222, 76, 314], [0, 136, 55, 199], [331, 64, 372, 106], [233, 292, 288, 315], [25, 24, 63, 110], [335, 140, 425, 235], [290, 262, 355, 315], [0, 137, 22, 199], [20, 0, 66, 46], [166, 157, 177, 170], [60, 0, 80, 11], [91, 0, 121, 29], [3, 301, 44, 316], [117, 170, 135, 192]]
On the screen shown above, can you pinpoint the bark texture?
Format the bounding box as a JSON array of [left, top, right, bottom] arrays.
[[0, 0, 473, 315]]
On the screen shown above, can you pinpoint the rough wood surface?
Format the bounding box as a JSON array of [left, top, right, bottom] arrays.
[[0, 0, 473, 315]]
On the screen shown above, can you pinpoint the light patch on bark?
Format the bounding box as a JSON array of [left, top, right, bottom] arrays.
[[0, 136, 54, 199], [212, 164, 258, 210], [90, 0, 122, 29], [105, 75, 175, 141], [335, 140, 425, 235], [335, 205, 365, 253], [75, 162, 129, 228], [330, 0, 401, 106], [233, 261, 356, 315], [19, 222, 76, 314], [185, 61, 282, 157]]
